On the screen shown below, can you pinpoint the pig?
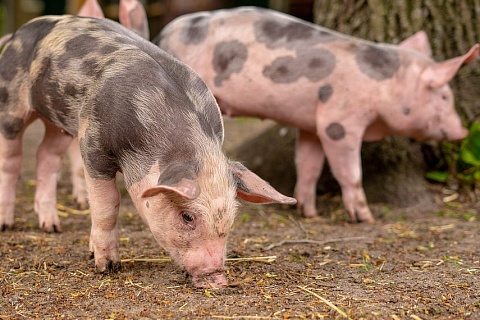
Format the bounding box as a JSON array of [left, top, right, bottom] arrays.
[[0, 14, 296, 287], [154, 7, 479, 223]]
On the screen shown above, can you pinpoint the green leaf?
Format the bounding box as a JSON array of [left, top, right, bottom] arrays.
[[459, 149, 480, 167], [425, 171, 448, 183]]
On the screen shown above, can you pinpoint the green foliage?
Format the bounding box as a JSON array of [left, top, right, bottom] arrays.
[[426, 122, 480, 189]]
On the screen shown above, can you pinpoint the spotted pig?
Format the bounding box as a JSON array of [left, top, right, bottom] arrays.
[[155, 7, 479, 223], [0, 15, 296, 288]]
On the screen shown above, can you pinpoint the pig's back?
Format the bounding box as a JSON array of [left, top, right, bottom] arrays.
[[157, 7, 354, 133], [0, 15, 224, 185]]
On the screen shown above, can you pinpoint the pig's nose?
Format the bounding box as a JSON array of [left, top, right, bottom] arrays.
[[192, 270, 228, 288], [449, 127, 468, 141]]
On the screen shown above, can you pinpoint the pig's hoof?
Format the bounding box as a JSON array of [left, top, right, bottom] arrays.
[[106, 260, 122, 273], [191, 271, 228, 288], [74, 198, 88, 210], [355, 211, 375, 224], [41, 222, 62, 233], [297, 203, 318, 218], [1, 222, 13, 232], [95, 260, 121, 273], [303, 210, 319, 218]]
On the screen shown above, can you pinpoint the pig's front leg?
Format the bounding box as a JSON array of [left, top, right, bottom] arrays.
[[87, 175, 121, 272], [0, 133, 23, 231], [34, 120, 73, 232], [294, 130, 325, 218], [318, 120, 374, 223]]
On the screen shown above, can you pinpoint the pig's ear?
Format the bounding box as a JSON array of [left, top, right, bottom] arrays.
[[399, 31, 432, 57], [141, 178, 200, 200], [77, 0, 104, 18], [230, 162, 297, 205], [421, 44, 479, 88], [119, 0, 150, 40], [141, 162, 200, 200]]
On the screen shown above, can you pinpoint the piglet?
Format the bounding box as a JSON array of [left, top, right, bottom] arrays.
[[155, 7, 479, 223], [0, 14, 295, 287]]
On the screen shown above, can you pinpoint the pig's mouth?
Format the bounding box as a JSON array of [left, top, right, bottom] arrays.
[[187, 268, 228, 288]]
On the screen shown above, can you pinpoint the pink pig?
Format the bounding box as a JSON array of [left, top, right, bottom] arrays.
[[155, 7, 479, 223]]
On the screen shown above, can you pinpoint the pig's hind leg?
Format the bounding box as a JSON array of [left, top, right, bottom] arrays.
[[34, 119, 73, 232], [294, 130, 325, 218], [0, 124, 25, 231]]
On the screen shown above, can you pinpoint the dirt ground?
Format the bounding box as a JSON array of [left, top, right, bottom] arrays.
[[0, 119, 479, 319]]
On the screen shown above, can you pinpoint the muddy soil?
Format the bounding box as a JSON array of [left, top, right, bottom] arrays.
[[0, 119, 479, 319]]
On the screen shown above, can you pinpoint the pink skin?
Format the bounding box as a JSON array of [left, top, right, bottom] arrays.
[[157, 8, 479, 222]]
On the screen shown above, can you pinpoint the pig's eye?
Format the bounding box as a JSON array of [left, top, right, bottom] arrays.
[[442, 95, 448, 101], [182, 211, 195, 223]]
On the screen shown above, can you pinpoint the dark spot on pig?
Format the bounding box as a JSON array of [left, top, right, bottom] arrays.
[[64, 84, 76, 96], [30, 56, 75, 132], [157, 161, 199, 187], [14, 17, 59, 71], [0, 87, 9, 104], [189, 77, 223, 142], [318, 84, 333, 103], [254, 19, 314, 48], [65, 83, 86, 99], [0, 46, 19, 81], [301, 49, 336, 81], [82, 58, 101, 77], [59, 34, 101, 68], [230, 162, 251, 193], [181, 15, 209, 45], [263, 48, 335, 83], [100, 45, 119, 55], [146, 201, 150, 208], [263, 56, 297, 83], [30, 57, 56, 120], [233, 175, 250, 194], [79, 136, 119, 181], [355, 44, 400, 81], [213, 40, 248, 87], [402, 106, 411, 115], [0, 114, 24, 140], [196, 107, 222, 142], [254, 17, 340, 50], [325, 122, 345, 140]]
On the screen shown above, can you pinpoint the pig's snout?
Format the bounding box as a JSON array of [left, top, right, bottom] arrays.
[[190, 269, 228, 288], [448, 126, 468, 141]]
